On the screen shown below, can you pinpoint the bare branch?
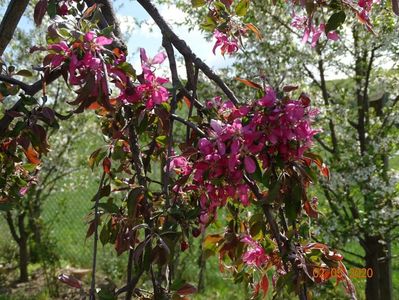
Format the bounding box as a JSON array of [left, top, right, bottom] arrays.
[[162, 38, 179, 203], [171, 114, 206, 137], [314, 135, 334, 154], [5, 211, 21, 244]]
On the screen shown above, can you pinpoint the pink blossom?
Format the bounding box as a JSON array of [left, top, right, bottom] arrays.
[[84, 31, 113, 49], [168, 156, 192, 175], [244, 156, 256, 174], [140, 48, 167, 71], [258, 87, 276, 107], [241, 236, 270, 267], [135, 72, 169, 109], [212, 30, 239, 56]]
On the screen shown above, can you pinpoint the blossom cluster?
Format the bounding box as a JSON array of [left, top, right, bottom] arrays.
[[241, 235, 270, 267], [38, 28, 169, 110], [291, 14, 340, 47], [212, 30, 239, 55], [171, 89, 319, 224]]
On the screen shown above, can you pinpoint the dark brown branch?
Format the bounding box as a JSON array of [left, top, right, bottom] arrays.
[[314, 135, 334, 154], [162, 38, 179, 203], [90, 171, 107, 300], [5, 211, 21, 244], [302, 64, 322, 90], [0, 0, 30, 56], [84, 0, 120, 36], [243, 175, 288, 270], [0, 69, 63, 135], [136, 0, 240, 106], [315, 46, 338, 154], [0, 69, 62, 96], [171, 114, 205, 137]]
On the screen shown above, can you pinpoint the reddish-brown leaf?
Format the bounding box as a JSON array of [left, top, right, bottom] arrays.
[[260, 275, 269, 297], [321, 164, 330, 179], [58, 274, 82, 289], [303, 200, 318, 219], [86, 220, 96, 238], [299, 92, 311, 106], [246, 23, 262, 39], [283, 85, 298, 92], [183, 96, 192, 109], [24, 146, 40, 165], [82, 4, 97, 18], [176, 283, 197, 295], [235, 77, 262, 89], [103, 157, 111, 174], [34, 0, 48, 26]]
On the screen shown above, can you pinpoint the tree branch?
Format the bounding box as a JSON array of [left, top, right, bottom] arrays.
[[5, 211, 21, 244], [314, 135, 334, 154], [0, 69, 63, 135], [0, 0, 30, 56], [136, 0, 240, 106], [171, 114, 206, 137]]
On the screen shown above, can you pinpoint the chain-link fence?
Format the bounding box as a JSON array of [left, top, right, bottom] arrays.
[[0, 176, 120, 272]]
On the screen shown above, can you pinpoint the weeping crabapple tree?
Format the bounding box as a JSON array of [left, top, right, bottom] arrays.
[[0, 0, 397, 299]]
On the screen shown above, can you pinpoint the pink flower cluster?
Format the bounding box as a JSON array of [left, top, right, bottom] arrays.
[[212, 30, 239, 55], [46, 31, 113, 100], [291, 14, 339, 47], [241, 236, 270, 267], [125, 49, 169, 109], [171, 88, 318, 224], [42, 28, 169, 110], [357, 0, 380, 26]]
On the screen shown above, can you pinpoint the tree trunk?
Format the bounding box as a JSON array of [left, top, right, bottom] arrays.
[[17, 213, 29, 282], [364, 235, 392, 300], [378, 240, 392, 300], [198, 230, 206, 292]]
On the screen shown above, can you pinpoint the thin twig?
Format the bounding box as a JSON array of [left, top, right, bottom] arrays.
[[89, 171, 107, 299], [162, 37, 179, 205]]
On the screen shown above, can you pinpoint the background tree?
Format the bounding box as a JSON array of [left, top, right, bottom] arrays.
[[0, 0, 397, 299]]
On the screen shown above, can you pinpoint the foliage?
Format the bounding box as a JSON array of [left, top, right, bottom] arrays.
[[0, 0, 398, 299]]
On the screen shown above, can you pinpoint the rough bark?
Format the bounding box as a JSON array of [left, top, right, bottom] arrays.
[[0, 0, 30, 56]]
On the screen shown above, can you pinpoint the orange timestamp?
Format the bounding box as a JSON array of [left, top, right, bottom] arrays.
[[313, 267, 374, 279]]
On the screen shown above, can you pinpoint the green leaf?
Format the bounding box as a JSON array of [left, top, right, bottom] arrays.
[[47, 0, 57, 18], [117, 62, 136, 79], [23, 163, 37, 172], [156, 135, 168, 146], [0, 202, 14, 211], [284, 182, 302, 224], [16, 70, 33, 77], [100, 25, 114, 37], [267, 181, 281, 202], [100, 224, 110, 245], [98, 202, 119, 214], [127, 186, 144, 217], [235, 0, 250, 16], [325, 11, 346, 33], [201, 17, 217, 32], [191, 0, 206, 7]]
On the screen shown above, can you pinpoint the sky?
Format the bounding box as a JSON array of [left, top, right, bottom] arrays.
[[3, 0, 393, 82], [112, 0, 234, 75]]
